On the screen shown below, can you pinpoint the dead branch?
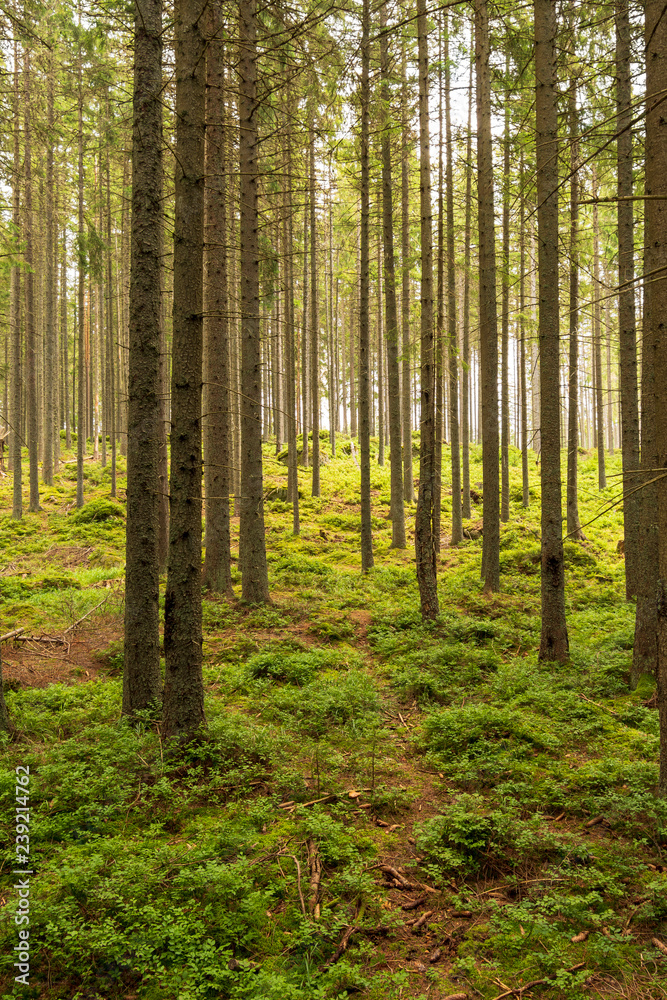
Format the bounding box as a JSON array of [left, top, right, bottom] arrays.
[[0, 628, 25, 642], [307, 838, 322, 919], [490, 963, 585, 1000], [63, 598, 107, 636]]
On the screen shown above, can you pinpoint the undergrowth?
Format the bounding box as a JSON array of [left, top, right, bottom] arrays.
[[0, 441, 664, 1000]]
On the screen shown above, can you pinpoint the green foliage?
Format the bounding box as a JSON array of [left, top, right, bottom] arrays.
[[0, 442, 662, 999], [68, 498, 125, 524]]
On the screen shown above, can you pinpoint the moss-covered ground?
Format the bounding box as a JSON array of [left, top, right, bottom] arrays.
[[0, 435, 665, 1000]]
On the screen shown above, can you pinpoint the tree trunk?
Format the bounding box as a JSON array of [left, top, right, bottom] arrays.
[[11, 39, 22, 519], [646, 0, 667, 791], [359, 0, 374, 573], [475, 0, 500, 593], [202, 6, 232, 596], [415, 0, 438, 618], [162, 0, 207, 740], [377, 229, 385, 467], [566, 83, 584, 540], [301, 173, 309, 467], [380, 0, 406, 548], [62, 233, 70, 451], [238, 0, 270, 603], [592, 166, 606, 490], [535, 0, 568, 661], [519, 152, 529, 508], [461, 37, 473, 519], [24, 47, 40, 514], [635, 0, 661, 693], [43, 51, 55, 486], [310, 117, 320, 495], [500, 54, 510, 524], [76, 24, 85, 508], [105, 134, 117, 498], [445, 16, 462, 545], [401, 42, 414, 504], [284, 109, 300, 535], [123, 0, 164, 718], [616, 0, 640, 600]]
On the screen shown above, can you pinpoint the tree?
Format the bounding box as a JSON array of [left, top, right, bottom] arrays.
[[162, 0, 207, 741], [616, 0, 640, 600], [359, 0, 373, 573], [415, 0, 438, 618], [238, 0, 270, 603], [379, 0, 405, 550], [10, 38, 22, 521], [202, 1, 232, 597], [122, 0, 164, 718], [475, 0, 500, 594], [445, 15, 462, 546], [646, 0, 667, 792], [566, 78, 585, 541], [401, 41, 414, 505], [535, 0, 568, 662]]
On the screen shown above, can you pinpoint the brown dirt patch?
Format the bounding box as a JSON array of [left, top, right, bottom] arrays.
[[43, 544, 94, 568], [2, 616, 122, 690]]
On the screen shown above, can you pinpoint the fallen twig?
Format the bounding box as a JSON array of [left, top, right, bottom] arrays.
[[579, 692, 620, 718], [287, 856, 306, 917], [0, 628, 25, 642], [490, 963, 585, 1000], [410, 909, 434, 933], [307, 838, 322, 919], [402, 894, 430, 911], [652, 937, 667, 956], [63, 598, 107, 636]]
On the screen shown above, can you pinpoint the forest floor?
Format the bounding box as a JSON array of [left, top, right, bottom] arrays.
[[0, 435, 666, 1000]]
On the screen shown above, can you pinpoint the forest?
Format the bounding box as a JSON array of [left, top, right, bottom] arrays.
[[0, 0, 666, 996]]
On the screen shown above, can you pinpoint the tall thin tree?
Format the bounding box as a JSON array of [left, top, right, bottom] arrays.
[[359, 0, 374, 572], [415, 0, 439, 618], [535, 0, 568, 661], [475, 0, 500, 593]]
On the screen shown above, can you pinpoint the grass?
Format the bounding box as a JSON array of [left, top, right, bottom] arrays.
[[0, 438, 665, 1000]]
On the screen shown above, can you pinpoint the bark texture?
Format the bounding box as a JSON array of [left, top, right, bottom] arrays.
[[535, 0, 568, 661], [359, 0, 374, 572], [202, 4, 232, 596], [380, 1, 406, 549], [616, 0, 640, 599], [475, 0, 500, 593], [238, 0, 270, 602], [162, 0, 207, 741], [646, 0, 667, 790], [415, 0, 438, 618], [401, 43, 414, 504], [123, 0, 164, 717], [566, 85, 584, 540]]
